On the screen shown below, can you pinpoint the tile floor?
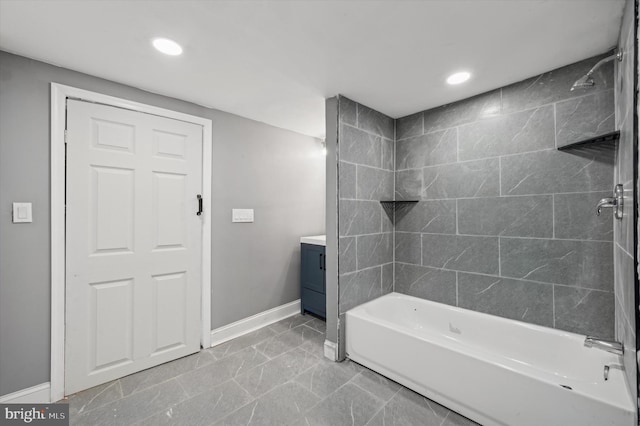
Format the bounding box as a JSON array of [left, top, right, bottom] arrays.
[[66, 314, 478, 425]]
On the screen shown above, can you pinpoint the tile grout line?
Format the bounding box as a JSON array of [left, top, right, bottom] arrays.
[[552, 285, 556, 328], [498, 237, 501, 277], [552, 194, 555, 239]]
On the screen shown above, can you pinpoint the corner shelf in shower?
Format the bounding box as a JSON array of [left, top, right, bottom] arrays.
[[557, 130, 620, 151], [380, 200, 419, 224]]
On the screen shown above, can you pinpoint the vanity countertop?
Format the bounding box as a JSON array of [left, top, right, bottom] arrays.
[[300, 235, 326, 246]]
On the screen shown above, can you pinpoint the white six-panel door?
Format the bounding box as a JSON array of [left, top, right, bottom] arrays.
[[65, 99, 203, 394]]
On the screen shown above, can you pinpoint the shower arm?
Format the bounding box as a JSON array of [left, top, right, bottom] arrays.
[[584, 49, 623, 79]]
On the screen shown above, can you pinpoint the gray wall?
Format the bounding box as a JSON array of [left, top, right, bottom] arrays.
[[0, 51, 325, 396], [336, 96, 395, 358], [394, 54, 616, 337], [614, 0, 638, 408]]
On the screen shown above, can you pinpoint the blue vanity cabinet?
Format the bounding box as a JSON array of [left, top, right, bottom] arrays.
[[300, 243, 326, 318]]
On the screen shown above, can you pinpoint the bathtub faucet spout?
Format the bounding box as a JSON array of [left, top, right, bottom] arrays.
[[584, 336, 624, 355]]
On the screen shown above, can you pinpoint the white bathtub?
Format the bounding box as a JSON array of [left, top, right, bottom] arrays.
[[345, 292, 635, 426]]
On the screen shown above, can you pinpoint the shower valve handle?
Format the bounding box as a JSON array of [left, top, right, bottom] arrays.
[[596, 198, 616, 216]]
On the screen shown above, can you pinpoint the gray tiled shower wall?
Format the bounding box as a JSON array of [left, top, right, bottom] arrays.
[[336, 52, 619, 344], [614, 0, 637, 407], [337, 97, 395, 322], [395, 53, 616, 338]]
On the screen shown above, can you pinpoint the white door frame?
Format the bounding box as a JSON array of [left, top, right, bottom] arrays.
[[50, 83, 212, 402]]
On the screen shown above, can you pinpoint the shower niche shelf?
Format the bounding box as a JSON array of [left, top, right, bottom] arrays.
[[557, 130, 620, 151], [380, 200, 419, 224]]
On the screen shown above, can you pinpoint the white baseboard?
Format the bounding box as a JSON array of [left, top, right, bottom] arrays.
[[324, 339, 338, 361], [0, 382, 51, 404], [210, 300, 301, 347]]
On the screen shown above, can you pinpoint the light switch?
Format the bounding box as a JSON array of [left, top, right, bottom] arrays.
[[232, 209, 254, 223], [12, 202, 33, 223]]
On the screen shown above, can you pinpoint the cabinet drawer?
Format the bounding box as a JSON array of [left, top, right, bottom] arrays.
[[301, 287, 326, 317]]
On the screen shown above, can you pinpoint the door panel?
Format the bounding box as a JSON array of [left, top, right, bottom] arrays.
[[65, 99, 203, 394], [89, 278, 134, 372], [90, 166, 134, 254]]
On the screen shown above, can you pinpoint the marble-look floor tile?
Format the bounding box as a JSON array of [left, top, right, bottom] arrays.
[[215, 382, 319, 426], [137, 379, 252, 426], [71, 379, 188, 426], [235, 348, 320, 397], [208, 327, 278, 360], [268, 314, 312, 334], [350, 368, 401, 402], [120, 350, 215, 396], [68, 380, 122, 417], [298, 383, 384, 426], [178, 347, 268, 397], [256, 325, 324, 359], [366, 387, 479, 426], [69, 317, 480, 426], [302, 316, 326, 334], [294, 358, 362, 398]]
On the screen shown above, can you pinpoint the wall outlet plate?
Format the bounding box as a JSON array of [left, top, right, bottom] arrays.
[[232, 209, 254, 223], [12, 202, 33, 223]]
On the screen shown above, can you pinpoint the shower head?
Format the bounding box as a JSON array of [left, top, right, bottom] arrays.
[[570, 49, 623, 91], [570, 74, 595, 91]]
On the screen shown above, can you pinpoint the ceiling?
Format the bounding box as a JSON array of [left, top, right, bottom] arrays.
[[0, 0, 625, 139]]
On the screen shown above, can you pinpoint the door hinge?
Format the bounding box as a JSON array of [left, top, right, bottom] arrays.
[[64, 130, 68, 144]]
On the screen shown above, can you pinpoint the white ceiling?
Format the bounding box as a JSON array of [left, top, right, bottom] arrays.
[[0, 0, 625, 139]]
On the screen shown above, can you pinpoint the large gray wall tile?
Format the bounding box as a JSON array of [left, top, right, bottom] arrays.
[[423, 159, 500, 199], [394, 263, 456, 305], [339, 200, 381, 237], [339, 161, 356, 199], [457, 273, 553, 327], [554, 286, 614, 338], [382, 263, 393, 294], [339, 267, 382, 314], [458, 105, 554, 161], [395, 200, 456, 234], [357, 233, 393, 270], [501, 149, 614, 195], [614, 246, 635, 331], [422, 234, 499, 275], [339, 124, 381, 168], [356, 166, 394, 200], [423, 90, 502, 133], [396, 129, 457, 170], [339, 237, 356, 274], [458, 196, 553, 238], [357, 103, 394, 140], [339, 96, 357, 126], [501, 54, 614, 114], [554, 192, 613, 240], [396, 112, 423, 140], [556, 90, 615, 148], [395, 169, 422, 200], [382, 138, 394, 171], [395, 232, 421, 265], [500, 238, 613, 290]]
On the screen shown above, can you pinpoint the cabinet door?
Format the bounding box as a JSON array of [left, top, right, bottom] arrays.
[[301, 244, 325, 293]]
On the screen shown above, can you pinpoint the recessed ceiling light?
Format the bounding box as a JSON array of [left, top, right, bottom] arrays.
[[152, 38, 183, 56], [446, 71, 471, 85]]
